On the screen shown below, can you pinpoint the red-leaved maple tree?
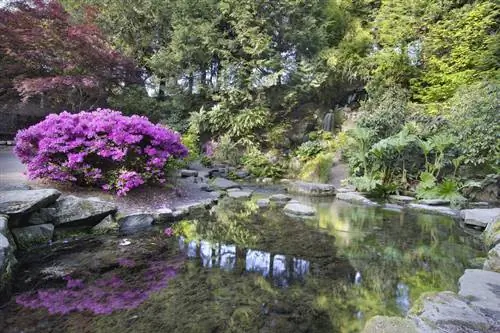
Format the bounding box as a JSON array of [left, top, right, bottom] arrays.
[[0, 0, 141, 110]]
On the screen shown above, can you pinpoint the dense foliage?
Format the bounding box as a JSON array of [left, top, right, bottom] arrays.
[[14, 109, 187, 195]]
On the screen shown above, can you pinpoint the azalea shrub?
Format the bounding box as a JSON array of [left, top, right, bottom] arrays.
[[15, 109, 188, 195]]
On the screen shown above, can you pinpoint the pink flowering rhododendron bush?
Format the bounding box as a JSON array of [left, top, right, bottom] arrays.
[[14, 109, 188, 195]]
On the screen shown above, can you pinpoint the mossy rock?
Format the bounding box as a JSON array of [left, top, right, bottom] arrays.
[[362, 316, 418, 333]]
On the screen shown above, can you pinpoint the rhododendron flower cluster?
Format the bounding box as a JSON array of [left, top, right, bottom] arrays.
[[14, 109, 188, 195]]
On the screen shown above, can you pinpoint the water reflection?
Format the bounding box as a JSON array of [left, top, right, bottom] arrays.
[[179, 238, 310, 286]]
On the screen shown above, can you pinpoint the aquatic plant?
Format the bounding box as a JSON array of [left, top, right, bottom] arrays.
[[16, 261, 177, 315], [14, 109, 188, 195]]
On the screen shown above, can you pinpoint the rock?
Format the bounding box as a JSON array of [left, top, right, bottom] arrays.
[[409, 291, 491, 333], [484, 220, 500, 249], [227, 190, 253, 200], [211, 177, 241, 190], [388, 195, 416, 204], [460, 208, 500, 228], [483, 244, 500, 273], [118, 213, 154, 234], [336, 186, 356, 193], [0, 189, 61, 216], [50, 196, 117, 227], [286, 181, 335, 196], [0, 141, 5, 145], [6, 140, 13, 145], [261, 177, 273, 184], [26, 207, 57, 225], [173, 199, 216, 219], [407, 203, 459, 218], [91, 215, 118, 233], [11, 224, 54, 249], [234, 170, 249, 179], [0, 232, 17, 295], [418, 199, 450, 206], [362, 316, 418, 333], [269, 194, 292, 203], [459, 269, 500, 320], [283, 202, 316, 217], [153, 208, 174, 223], [180, 169, 198, 177], [256, 199, 270, 209], [226, 188, 240, 192], [383, 203, 404, 212], [336, 192, 379, 206], [200, 184, 214, 192]]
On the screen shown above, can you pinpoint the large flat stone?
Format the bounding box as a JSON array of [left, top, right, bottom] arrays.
[[11, 224, 54, 249], [0, 189, 61, 215], [286, 181, 335, 196], [211, 177, 241, 190], [336, 192, 379, 206], [227, 190, 253, 199], [50, 196, 117, 227], [409, 291, 491, 333], [283, 202, 316, 217], [459, 269, 500, 320], [407, 203, 459, 218], [460, 208, 500, 228]]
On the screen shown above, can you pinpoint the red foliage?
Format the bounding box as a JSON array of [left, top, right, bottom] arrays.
[[0, 0, 141, 109]]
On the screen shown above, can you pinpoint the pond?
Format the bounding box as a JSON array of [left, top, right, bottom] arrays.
[[0, 198, 484, 332]]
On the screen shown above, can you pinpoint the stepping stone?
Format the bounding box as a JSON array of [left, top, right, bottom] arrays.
[[407, 203, 459, 218], [256, 199, 270, 209], [283, 202, 316, 217], [337, 192, 379, 206], [286, 181, 335, 196], [460, 208, 500, 228], [211, 177, 240, 190], [269, 194, 292, 203]]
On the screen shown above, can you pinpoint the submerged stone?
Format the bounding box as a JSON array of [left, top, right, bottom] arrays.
[[11, 224, 54, 249], [0, 189, 61, 216], [51, 196, 117, 228]]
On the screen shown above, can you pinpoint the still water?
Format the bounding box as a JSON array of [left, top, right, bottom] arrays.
[[0, 198, 484, 332]]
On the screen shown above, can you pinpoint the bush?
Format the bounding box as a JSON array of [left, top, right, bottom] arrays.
[[15, 109, 188, 195], [299, 152, 334, 183], [241, 148, 285, 179]]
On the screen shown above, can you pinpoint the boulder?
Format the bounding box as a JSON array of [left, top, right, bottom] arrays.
[[483, 220, 500, 249], [50, 196, 117, 227], [0, 189, 61, 216], [286, 181, 335, 196], [362, 316, 418, 333], [180, 169, 198, 177], [118, 213, 154, 234], [153, 208, 174, 223], [227, 190, 253, 200], [418, 199, 450, 206], [409, 291, 491, 333], [211, 177, 241, 190], [459, 269, 500, 320], [388, 195, 416, 204], [407, 203, 459, 218], [336, 192, 379, 206], [483, 244, 500, 273], [256, 199, 270, 209], [460, 208, 500, 228], [0, 232, 17, 294], [0, 214, 16, 250], [11, 224, 54, 249], [283, 202, 316, 217], [91, 215, 118, 233], [26, 207, 57, 225]]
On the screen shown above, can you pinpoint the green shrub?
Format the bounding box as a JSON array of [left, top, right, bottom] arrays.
[[299, 152, 334, 183], [294, 141, 324, 161], [212, 134, 244, 166], [241, 148, 285, 179]]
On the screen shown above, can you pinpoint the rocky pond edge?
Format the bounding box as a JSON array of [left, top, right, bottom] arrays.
[[1, 178, 499, 332]]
